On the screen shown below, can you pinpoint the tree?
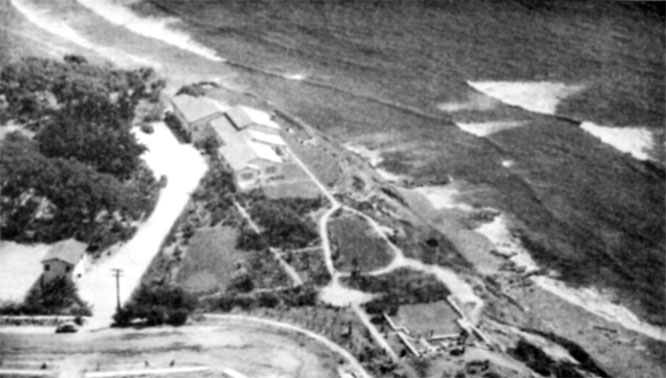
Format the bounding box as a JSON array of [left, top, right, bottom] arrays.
[[22, 277, 90, 315]]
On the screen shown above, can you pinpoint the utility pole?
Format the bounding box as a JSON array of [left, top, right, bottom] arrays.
[[111, 269, 124, 311]]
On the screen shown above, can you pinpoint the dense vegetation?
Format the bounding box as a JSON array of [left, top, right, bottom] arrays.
[[241, 191, 321, 249], [0, 277, 90, 316], [344, 268, 450, 315], [113, 283, 196, 327], [509, 339, 588, 378], [203, 284, 319, 313], [0, 56, 163, 249]]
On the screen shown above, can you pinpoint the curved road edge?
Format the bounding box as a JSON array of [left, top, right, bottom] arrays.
[[202, 314, 373, 378]]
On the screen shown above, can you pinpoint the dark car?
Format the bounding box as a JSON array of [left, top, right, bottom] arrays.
[[140, 123, 154, 134], [55, 322, 78, 334]]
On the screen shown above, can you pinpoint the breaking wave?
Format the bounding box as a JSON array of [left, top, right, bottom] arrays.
[[75, 0, 224, 62], [455, 121, 527, 137], [467, 81, 585, 115], [10, 0, 157, 68], [580, 122, 655, 161]]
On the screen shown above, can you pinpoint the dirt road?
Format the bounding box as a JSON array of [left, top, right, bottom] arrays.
[[77, 124, 207, 330], [0, 319, 350, 378]]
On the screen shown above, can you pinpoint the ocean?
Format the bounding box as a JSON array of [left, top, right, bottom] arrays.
[[4, 0, 665, 326]]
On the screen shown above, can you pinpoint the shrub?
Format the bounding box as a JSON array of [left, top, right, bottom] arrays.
[[20, 277, 90, 316], [113, 283, 196, 327]]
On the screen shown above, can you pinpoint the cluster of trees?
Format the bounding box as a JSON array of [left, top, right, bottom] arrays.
[[0, 56, 162, 248], [243, 194, 320, 249], [113, 283, 196, 327], [0, 277, 90, 316], [191, 158, 236, 226], [345, 268, 450, 315]]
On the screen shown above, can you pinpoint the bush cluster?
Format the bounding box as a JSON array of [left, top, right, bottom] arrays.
[[0, 277, 90, 316], [211, 285, 318, 312], [113, 283, 196, 327], [344, 268, 450, 315]]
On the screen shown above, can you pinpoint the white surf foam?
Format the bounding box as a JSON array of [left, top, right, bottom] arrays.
[[475, 213, 666, 341], [468, 81, 585, 115], [475, 214, 540, 273], [533, 276, 666, 341], [580, 122, 655, 161], [12, 0, 95, 49], [75, 0, 224, 62], [455, 121, 526, 137], [283, 73, 307, 81], [414, 185, 474, 212], [11, 0, 161, 69]]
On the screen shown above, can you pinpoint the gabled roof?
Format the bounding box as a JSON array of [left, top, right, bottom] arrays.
[[41, 239, 87, 265], [171, 95, 226, 123], [225, 105, 281, 130], [219, 133, 282, 171], [244, 129, 287, 146], [209, 116, 237, 143]]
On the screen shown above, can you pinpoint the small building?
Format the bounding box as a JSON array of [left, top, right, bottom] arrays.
[[40, 239, 87, 284], [219, 132, 285, 190], [170, 95, 227, 142], [209, 105, 289, 191]]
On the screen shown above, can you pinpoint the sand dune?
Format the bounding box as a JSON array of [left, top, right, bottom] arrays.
[[468, 81, 585, 115], [580, 122, 655, 161], [75, 0, 224, 62]]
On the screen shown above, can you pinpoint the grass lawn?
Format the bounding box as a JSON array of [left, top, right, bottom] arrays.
[[0, 241, 50, 302], [329, 212, 393, 272], [175, 226, 291, 294], [393, 300, 461, 337], [176, 227, 244, 294]]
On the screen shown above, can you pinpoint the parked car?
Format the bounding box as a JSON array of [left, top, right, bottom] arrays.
[[55, 322, 78, 334], [140, 123, 154, 134]]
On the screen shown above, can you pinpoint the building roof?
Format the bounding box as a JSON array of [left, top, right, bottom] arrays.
[[209, 116, 238, 143], [171, 95, 226, 123], [219, 133, 282, 171], [41, 239, 87, 265], [244, 129, 287, 146], [225, 105, 281, 130]]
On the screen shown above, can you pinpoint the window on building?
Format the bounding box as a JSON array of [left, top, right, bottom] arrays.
[[240, 172, 254, 181], [44, 264, 50, 271], [265, 166, 278, 175]]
